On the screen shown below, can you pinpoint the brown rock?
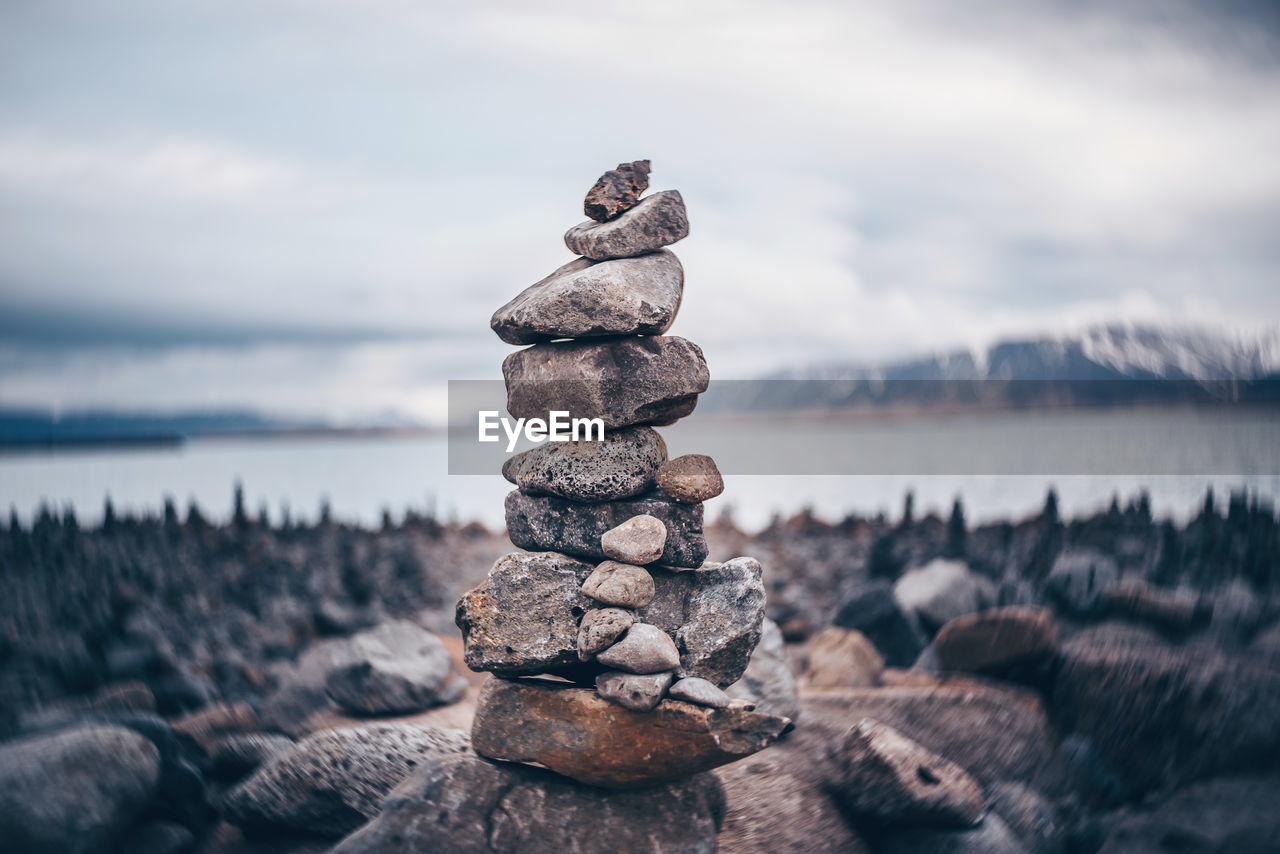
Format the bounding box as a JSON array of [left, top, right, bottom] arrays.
[[595, 623, 681, 673], [933, 606, 1059, 673], [832, 718, 985, 827], [503, 335, 708, 431], [595, 670, 674, 711], [581, 561, 656, 608], [584, 159, 650, 222], [565, 190, 690, 260], [601, 514, 667, 564], [470, 676, 789, 788], [804, 626, 885, 689], [170, 702, 260, 752], [1103, 578, 1202, 634], [576, 608, 635, 661], [656, 454, 725, 503]]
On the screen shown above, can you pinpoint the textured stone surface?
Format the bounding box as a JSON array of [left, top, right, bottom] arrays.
[[879, 814, 1026, 854], [323, 620, 462, 716], [0, 725, 161, 854], [986, 781, 1063, 854], [565, 190, 690, 260], [894, 559, 997, 632], [505, 488, 707, 568], [601, 513, 667, 564], [581, 560, 656, 608], [1097, 774, 1280, 854], [456, 551, 595, 677], [503, 335, 709, 430], [596, 623, 681, 673], [656, 453, 725, 502], [331, 753, 725, 854], [596, 670, 674, 711], [208, 732, 296, 783], [576, 608, 635, 660], [1102, 578, 1201, 633], [933, 606, 1058, 673], [669, 676, 731, 708], [725, 615, 800, 719], [583, 159, 650, 222], [1044, 549, 1119, 616], [502, 426, 666, 502], [458, 552, 763, 686], [490, 250, 683, 345], [220, 723, 470, 838], [470, 677, 789, 788], [833, 581, 926, 667], [832, 718, 985, 827], [804, 626, 885, 688]]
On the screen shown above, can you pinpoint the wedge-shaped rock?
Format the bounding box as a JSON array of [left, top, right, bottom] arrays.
[[455, 552, 596, 677], [456, 554, 764, 686], [503, 336, 709, 430], [832, 718, 985, 827], [596, 623, 680, 673], [471, 676, 789, 788], [490, 251, 684, 345], [505, 488, 707, 568], [502, 426, 667, 503], [584, 159, 650, 222], [564, 190, 690, 260]]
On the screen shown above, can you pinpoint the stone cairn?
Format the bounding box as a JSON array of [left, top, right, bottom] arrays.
[[457, 161, 790, 790]]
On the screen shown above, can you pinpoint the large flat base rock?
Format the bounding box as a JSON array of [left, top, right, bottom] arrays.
[[470, 676, 789, 788]]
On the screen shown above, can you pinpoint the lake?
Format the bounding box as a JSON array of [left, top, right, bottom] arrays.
[[2, 407, 1277, 531]]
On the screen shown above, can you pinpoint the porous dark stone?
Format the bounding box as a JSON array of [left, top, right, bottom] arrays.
[[458, 553, 763, 687], [566, 190, 691, 260], [505, 488, 707, 568], [656, 454, 725, 503], [490, 250, 683, 345], [832, 719, 985, 827], [219, 724, 470, 838], [469, 677, 788, 788], [596, 670, 675, 711], [323, 620, 463, 716], [502, 426, 667, 503], [503, 335, 709, 430], [833, 581, 926, 667], [330, 753, 726, 854], [0, 725, 161, 854], [933, 606, 1058, 673], [583, 159, 650, 222], [576, 608, 636, 660]]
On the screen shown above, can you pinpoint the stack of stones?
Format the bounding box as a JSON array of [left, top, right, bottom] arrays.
[[457, 161, 790, 790]]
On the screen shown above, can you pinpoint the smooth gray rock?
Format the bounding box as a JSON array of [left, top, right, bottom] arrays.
[[220, 724, 470, 838], [324, 620, 462, 716], [0, 725, 161, 854], [503, 335, 709, 430], [505, 488, 707, 568], [582, 560, 656, 608], [596, 670, 675, 711], [490, 250, 683, 345], [584, 159, 650, 222], [331, 754, 725, 854], [601, 514, 668, 564], [832, 718, 985, 827], [577, 608, 636, 660], [724, 616, 800, 720], [894, 559, 997, 633], [833, 581, 926, 667], [456, 552, 596, 677], [458, 554, 765, 687], [565, 190, 690, 260], [669, 676, 732, 708], [502, 426, 667, 503], [596, 623, 681, 674]]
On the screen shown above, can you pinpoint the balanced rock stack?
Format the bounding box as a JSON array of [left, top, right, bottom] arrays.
[[457, 161, 790, 792]]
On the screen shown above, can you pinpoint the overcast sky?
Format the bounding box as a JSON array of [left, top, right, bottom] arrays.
[[1, 0, 1278, 422]]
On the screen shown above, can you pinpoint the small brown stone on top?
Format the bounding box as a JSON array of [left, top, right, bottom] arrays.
[[656, 454, 725, 503], [585, 159, 651, 222]]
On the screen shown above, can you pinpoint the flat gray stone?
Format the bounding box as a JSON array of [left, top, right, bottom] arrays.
[[564, 190, 690, 260], [602, 514, 667, 564], [503, 335, 708, 430], [505, 488, 707, 568], [582, 561, 656, 608], [596, 670, 675, 711], [490, 250, 683, 345], [669, 676, 732, 708], [220, 724, 470, 838], [596, 623, 681, 673], [577, 608, 637, 660], [458, 554, 764, 687], [502, 426, 667, 503]]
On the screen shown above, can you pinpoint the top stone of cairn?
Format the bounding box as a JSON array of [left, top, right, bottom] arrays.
[[584, 159, 651, 222]]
